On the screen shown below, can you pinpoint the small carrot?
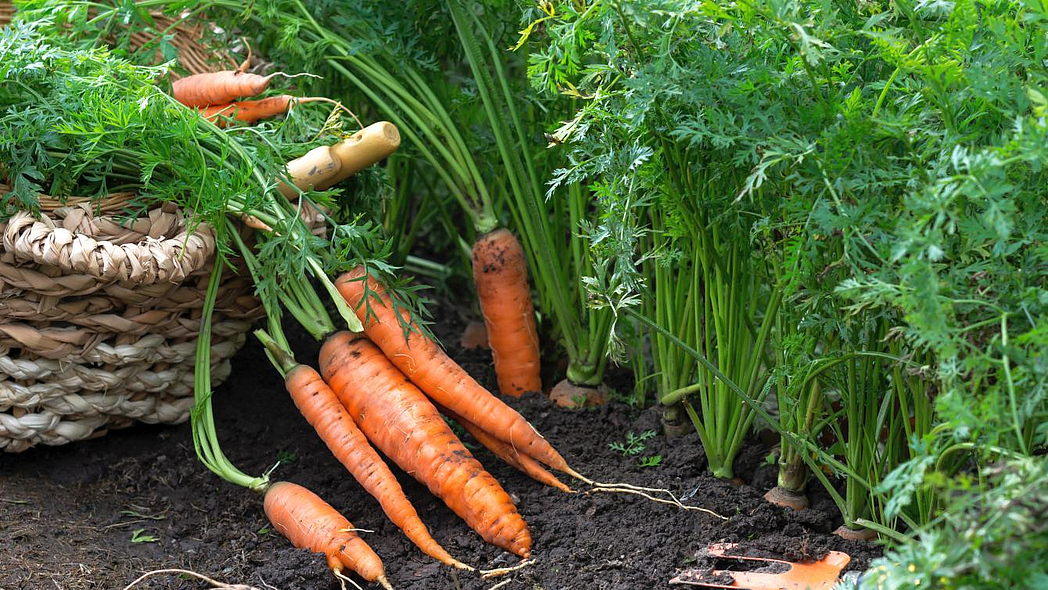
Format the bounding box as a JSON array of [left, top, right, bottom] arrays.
[[472, 228, 542, 397], [320, 333, 532, 558], [263, 481, 393, 590], [200, 95, 341, 127], [172, 68, 317, 107], [272, 350, 469, 570], [437, 403, 572, 493], [336, 267, 578, 478]]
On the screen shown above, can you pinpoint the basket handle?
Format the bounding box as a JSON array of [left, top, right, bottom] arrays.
[[2, 209, 216, 285]]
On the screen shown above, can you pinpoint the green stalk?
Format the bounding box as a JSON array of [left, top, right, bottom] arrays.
[[191, 250, 267, 491]]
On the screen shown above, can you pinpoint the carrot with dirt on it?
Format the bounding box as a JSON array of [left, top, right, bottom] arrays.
[[436, 402, 572, 493], [255, 330, 470, 571], [320, 332, 533, 558], [472, 228, 542, 398], [335, 266, 581, 480], [264, 480, 393, 590]]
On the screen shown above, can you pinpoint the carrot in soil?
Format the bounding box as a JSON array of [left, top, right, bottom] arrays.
[[472, 229, 542, 397], [436, 403, 572, 493], [201, 96, 342, 126], [263, 481, 393, 590], [319, 332, 533, 558], [269, 347, 470, 570], [335, 267, 579, 480]]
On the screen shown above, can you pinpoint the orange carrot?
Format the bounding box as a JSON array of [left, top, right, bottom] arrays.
[[173, 70, 282, 107], [320, 333, 532, 558], [336, 266, 576, 477], [472, 228, 542, 397], [282, 363, 469, 569], [200, 96, 337, 126], [437, 403, 572, 493], [263, 481, 392, 590]]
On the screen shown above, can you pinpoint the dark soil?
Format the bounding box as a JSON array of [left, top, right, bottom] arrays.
[[0, 303, 879, 590]]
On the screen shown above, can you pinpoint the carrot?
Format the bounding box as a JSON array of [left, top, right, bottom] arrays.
[[280, 362, 470, 570], [319, 333, 532, 558], [201, 96, 340, 127], [263, 481, 393, 590], [437, 403, 572, 493], [173, 70, 278, 107], [472, 228, 542, 397], [335, 266, 577, 478]]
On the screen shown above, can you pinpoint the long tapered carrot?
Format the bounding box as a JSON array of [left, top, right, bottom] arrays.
[[436, 402, 572, 493], [320, 333, 532, 558], [281, 362, 470, 569], [335, 267, 576, 477], [172, 70, 283, 107], [263, 481, 393, 590], [200, 96, 341, 126], [472, 229, 542, 397]]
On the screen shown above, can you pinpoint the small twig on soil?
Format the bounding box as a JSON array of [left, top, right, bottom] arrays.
[[587, 487, 728, 520], [487, 578, 514, 590], [480, 559, 533, 579], [122, 568, 259, 590]]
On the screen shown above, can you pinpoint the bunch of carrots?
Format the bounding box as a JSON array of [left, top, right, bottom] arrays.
[[168, 54, 568, 586], [251, 265, 589, 586]]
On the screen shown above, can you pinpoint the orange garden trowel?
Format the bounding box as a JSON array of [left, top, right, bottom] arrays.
[[670, 543, 851, 589]]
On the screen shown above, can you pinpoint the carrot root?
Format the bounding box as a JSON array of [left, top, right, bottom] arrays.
[[480, 559, 534, 580], [263, 481, 388, 585], [335, 267, 569, 474], [321, 333, 532, 558], [281, 363, 467, 569], [472, 229, 541, 398]]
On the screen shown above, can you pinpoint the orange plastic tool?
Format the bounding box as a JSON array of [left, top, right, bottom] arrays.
[[669, 543, 851, 589]]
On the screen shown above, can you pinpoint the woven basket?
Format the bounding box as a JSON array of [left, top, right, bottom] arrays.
[[0, 6, 267, 452]]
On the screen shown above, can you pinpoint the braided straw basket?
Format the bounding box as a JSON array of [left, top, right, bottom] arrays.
[[0, 6, 267, 451]]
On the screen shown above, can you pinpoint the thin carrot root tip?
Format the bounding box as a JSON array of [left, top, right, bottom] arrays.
[[563, 467, 595, 486], [377, 575, 395, 590], [480, 559, 534, 579], [586, 486, 728, 520]]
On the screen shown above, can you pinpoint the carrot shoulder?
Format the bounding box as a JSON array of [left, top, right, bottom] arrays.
[[283, 364, 467, 569], [472, 228, 542, 397], [263, 481, 392, 590], [335, 266, 571, 475], [320, 333, 532, 558]]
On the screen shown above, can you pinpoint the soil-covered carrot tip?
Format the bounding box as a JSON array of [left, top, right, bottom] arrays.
[[335, 267, 575, 477], [172, 70, 283, 107], [277, 358, 469, 570], [263, 481, 393, 590], [472, 228, 542, 398], [319, 333, 533, 558]]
